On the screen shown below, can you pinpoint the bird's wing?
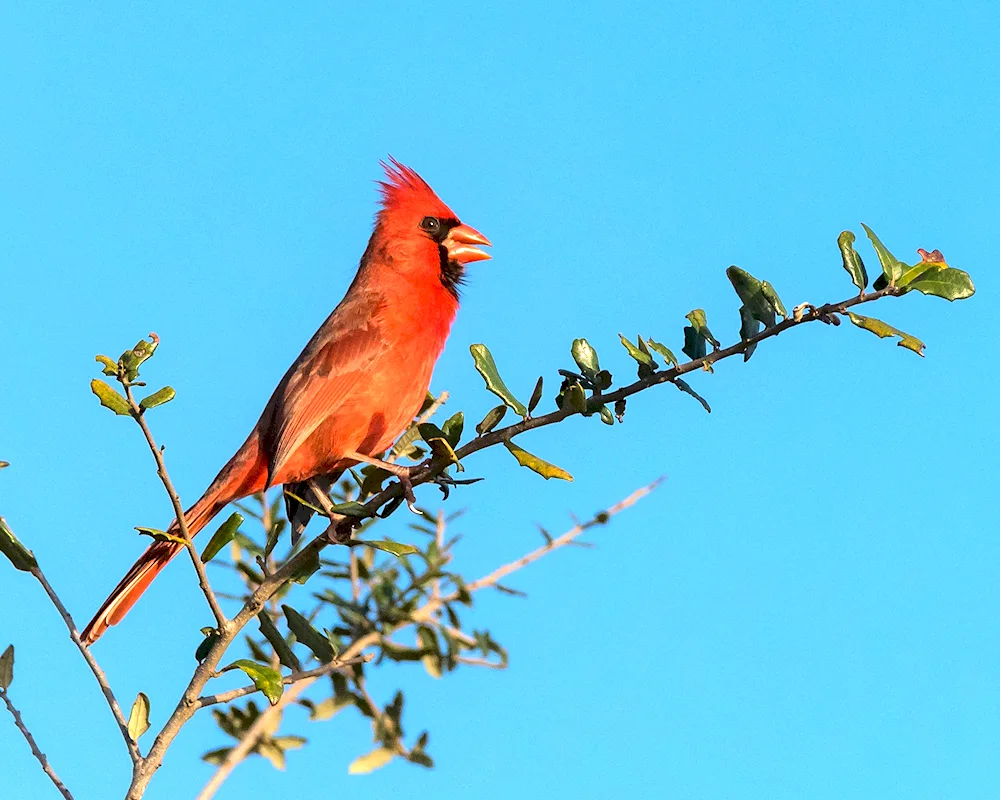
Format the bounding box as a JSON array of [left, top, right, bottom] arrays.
[[265, 297, 389, 485]]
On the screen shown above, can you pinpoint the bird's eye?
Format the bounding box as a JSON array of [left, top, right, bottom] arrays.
[[420, 216, 440, 232]]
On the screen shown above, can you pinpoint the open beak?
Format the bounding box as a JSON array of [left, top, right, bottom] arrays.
[[444, 223, 492, 264]]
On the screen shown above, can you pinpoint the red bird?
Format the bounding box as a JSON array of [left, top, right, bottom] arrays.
[[81, 159, 490, 645]]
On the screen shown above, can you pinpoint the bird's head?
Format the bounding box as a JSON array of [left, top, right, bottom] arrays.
[[374, 158, 491, 298]]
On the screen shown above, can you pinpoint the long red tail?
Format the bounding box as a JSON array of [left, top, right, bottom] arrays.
[[81, 434, 266, 645]]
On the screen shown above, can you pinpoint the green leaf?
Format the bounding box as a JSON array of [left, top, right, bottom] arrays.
[[389, 423, 422, 461], [201, 512, 243, 563], [900, 265, 975, 301], [228, 659, 284, 705], [195, 628, 220, 662], [683, 309, 720, 360], [469, 344, 527, 416], [0, 644, 13, 690], [127, 692, 151, 740], [139, 386, 176, 410], [559, 381, 588, 414], [646, 339, 677, 367], [418, 423, 460, 464], [440, 412, 464, 448], [838, 230, 868, 292], [326, 501, 372, 518], [739, 305, 761, 362], [120, 334, 159, 382], [527, 376, 544, 413], [682, 326, 706, 360], [287, 549, 321, 585], [0, 518, 37, 572], [598, 405, 614, 425], [258, 611, 302, 672], [846, 312, 925, 356], [618, 333, 655, 368], [503, 441, 573, 481], [475, 404, 507, 436], [362, 540, 420, 557], [90, 379, 131, 416], [726, 267, 777, 327], [348, 747, 395, 775], [282, 606, 335, 663], [136, 526, 188, 546], [674, 379, 712, 412], [308, 695, 352, 721], [760, 282, 787, 318], [685, 309, 720, 346], [861, 223, 906, 287], [571, 338, 600, 377]]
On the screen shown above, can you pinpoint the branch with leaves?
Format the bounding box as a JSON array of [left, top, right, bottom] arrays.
[[0, 223, 975, 798]]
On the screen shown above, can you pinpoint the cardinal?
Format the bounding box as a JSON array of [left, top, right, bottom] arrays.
[[81, 159, 490, 645]]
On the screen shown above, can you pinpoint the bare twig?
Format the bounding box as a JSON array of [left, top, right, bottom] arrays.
[[123, 383, 228, 632], [1, 688, 75, 800], [194, 680, 309, 800], [29, 566, 141, 764], [199, 480, 660, 795], [197, 655, 369, 708], [465, 479, 663, 594]]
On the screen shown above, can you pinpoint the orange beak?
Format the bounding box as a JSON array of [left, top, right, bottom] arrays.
[[444, 224, 492, 264]]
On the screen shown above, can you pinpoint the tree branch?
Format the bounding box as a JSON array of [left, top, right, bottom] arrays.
[[28, 566, 141, 764], [128, 286, 899, 797], [122, 383, 228, 632], [197, 481, 660, 795], [1, 688, 75, 800]]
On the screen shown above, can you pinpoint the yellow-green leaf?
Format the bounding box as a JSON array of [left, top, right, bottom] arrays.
[[847, 312, 925, 356], [127, 692, 151, 740], [646, 339, 677, 367], [503, 441, 573, 481], [362, 540, 420, 557], [90, 379, 131, 416], [139, 386, 176, 410], [861, 223, 906, 287], [228, 659, 283, 705], [348, 747, 395, 775], [0, 517, 37, 572], [571, 338, 600, 376], [837, 230, 868, 292], [475, 404, 507, 436], [200, 512, 242, 563], [0, 644, 13, 690], [95, 355, 118, 376], [469, 344, 527, 416], [136, 527, 188, 546]]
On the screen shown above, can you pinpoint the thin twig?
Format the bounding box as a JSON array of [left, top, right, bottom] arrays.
[[194, 680, 309, 800], [199, 481, 660, 795], [1, 688, 75, 799], [123, 384, 229, 632], [197, 656, 368, 707], [29, 566, 141, 763], [465, 478, 663, 593], [138, 287, 896, 797]]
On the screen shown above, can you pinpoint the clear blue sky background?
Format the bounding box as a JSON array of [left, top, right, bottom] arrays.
[[2, 3, 998, 798]]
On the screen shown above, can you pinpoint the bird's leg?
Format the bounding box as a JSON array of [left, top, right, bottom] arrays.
[[343, 449, 419, 512]]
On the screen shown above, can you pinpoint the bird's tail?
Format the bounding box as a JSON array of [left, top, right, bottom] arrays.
[[81, 434, 266, 645]]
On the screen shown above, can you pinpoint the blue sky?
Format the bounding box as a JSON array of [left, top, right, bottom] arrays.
[[2, 2, 998, 798]]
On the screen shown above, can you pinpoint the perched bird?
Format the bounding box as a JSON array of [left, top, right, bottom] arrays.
[[81, 159, 490, 645]]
